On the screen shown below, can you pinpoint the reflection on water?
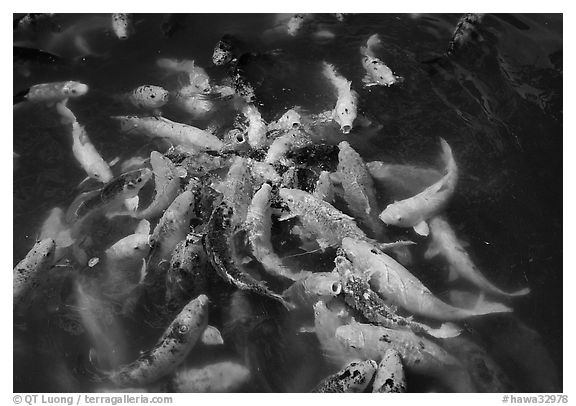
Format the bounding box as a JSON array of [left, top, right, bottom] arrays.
[[13, 13, 562, 393]]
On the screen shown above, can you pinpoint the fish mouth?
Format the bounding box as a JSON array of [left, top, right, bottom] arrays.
[[341, 125, 351, 134]]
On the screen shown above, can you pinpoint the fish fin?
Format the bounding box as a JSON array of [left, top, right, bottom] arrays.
[[174, 166, 188, 178], [328, 172, 342, 184], [447, 266, 460, 282], [135, 220, 151, 235], [124, 196, 139, 212], [108, 156, 121, 167], [15, 66, 31, 78], [317, 238, 331, 251], [297, 325, 316, 334], [13, 88, 30, 105], [425, 322, 462, 339], [413, 221, 429, 236], [472, 291, 512, 315], [278, 212, 298, 222], [424, 242, 441, 259], [134, 219, 150, 235], [376, 240, 416, 251], [76, 176, 93, 189], [200, 325, 224, 345]]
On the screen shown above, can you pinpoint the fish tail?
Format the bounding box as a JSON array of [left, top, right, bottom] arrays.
[[365, 34, 381, 57], [321, 61, 350, 94], [439, 137, 457, 174], [471, 293, 512, 316], [424, 322, 462, 339], [13, 88, 30, 105]]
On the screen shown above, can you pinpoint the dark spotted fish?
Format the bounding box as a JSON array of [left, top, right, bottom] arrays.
[[165, 234, 209, 308], [66, 168, 153, 223], [311, 360, 377, 393], [14, 238, 56, 309], [204, 202, 290, 308], [372, 350, 407, 393], [212, 34, 236, 66], [447, 13, 485, 56], [107, 295, 209, 387]]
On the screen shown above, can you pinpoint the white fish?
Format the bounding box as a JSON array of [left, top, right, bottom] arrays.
[[335, 321, 476, 392], [337, 141, 384, 237], [379, 138, 458, 236], [167, 361, 250, 392], [426, 215, 530, 297], [311, 360, 377, 392], [149, 190, 196, 265], [341, 237, 512, 321], [111, 13, 133, 40], [14, 81, 88, 105], [107, 295, 209, 387], [14, 238, 56, 308], [372, 350, 407, 393], [322, 62, 358, 134], [112, 115, 224, 152], [242, 104, 268, 148], [70, 120, 114, 183], [244, 183, 310, 282], [360, 34, 403, 87], [135, 151, 180, 219]]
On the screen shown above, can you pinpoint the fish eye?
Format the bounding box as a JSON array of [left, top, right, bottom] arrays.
[[344, 108, 349, 113], [137, 177, 143, 183], [150, 94, 155, 98], [179, 325, 189, 334], [236, 134, 244, 143], [71, 89, 77, 94]]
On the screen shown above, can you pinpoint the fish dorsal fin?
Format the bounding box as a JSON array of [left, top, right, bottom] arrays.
[[413, 221, 429, 236], [200, 325, 224, 345], [135, 219, 150, 235]]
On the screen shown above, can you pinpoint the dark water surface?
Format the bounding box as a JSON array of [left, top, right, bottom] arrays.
[[13, 13, 562, 393]]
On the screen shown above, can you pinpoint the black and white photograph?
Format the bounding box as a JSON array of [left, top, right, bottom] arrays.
[[12, 10, 564, 396]]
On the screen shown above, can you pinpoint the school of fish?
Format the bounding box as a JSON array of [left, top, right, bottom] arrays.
[[14, 13, 546, 394]]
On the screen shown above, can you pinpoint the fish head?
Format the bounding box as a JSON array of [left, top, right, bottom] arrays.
[[334, 95, 357, 134], [223, 128, 248, 151], [34, 238, 57, 262], [335, 324, 366, 349], [112, 116, 139, 133], [122, 168, 153, 195], [63, 81, 89, 98], [137, 85, 170, 108], [170, 294, 209, 341], [378, 203, 406, 226], [306, 273, 342, 297], [88, 162, 114, 183], [279, 109, 301, 130], [112, 13, 132, 40]]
